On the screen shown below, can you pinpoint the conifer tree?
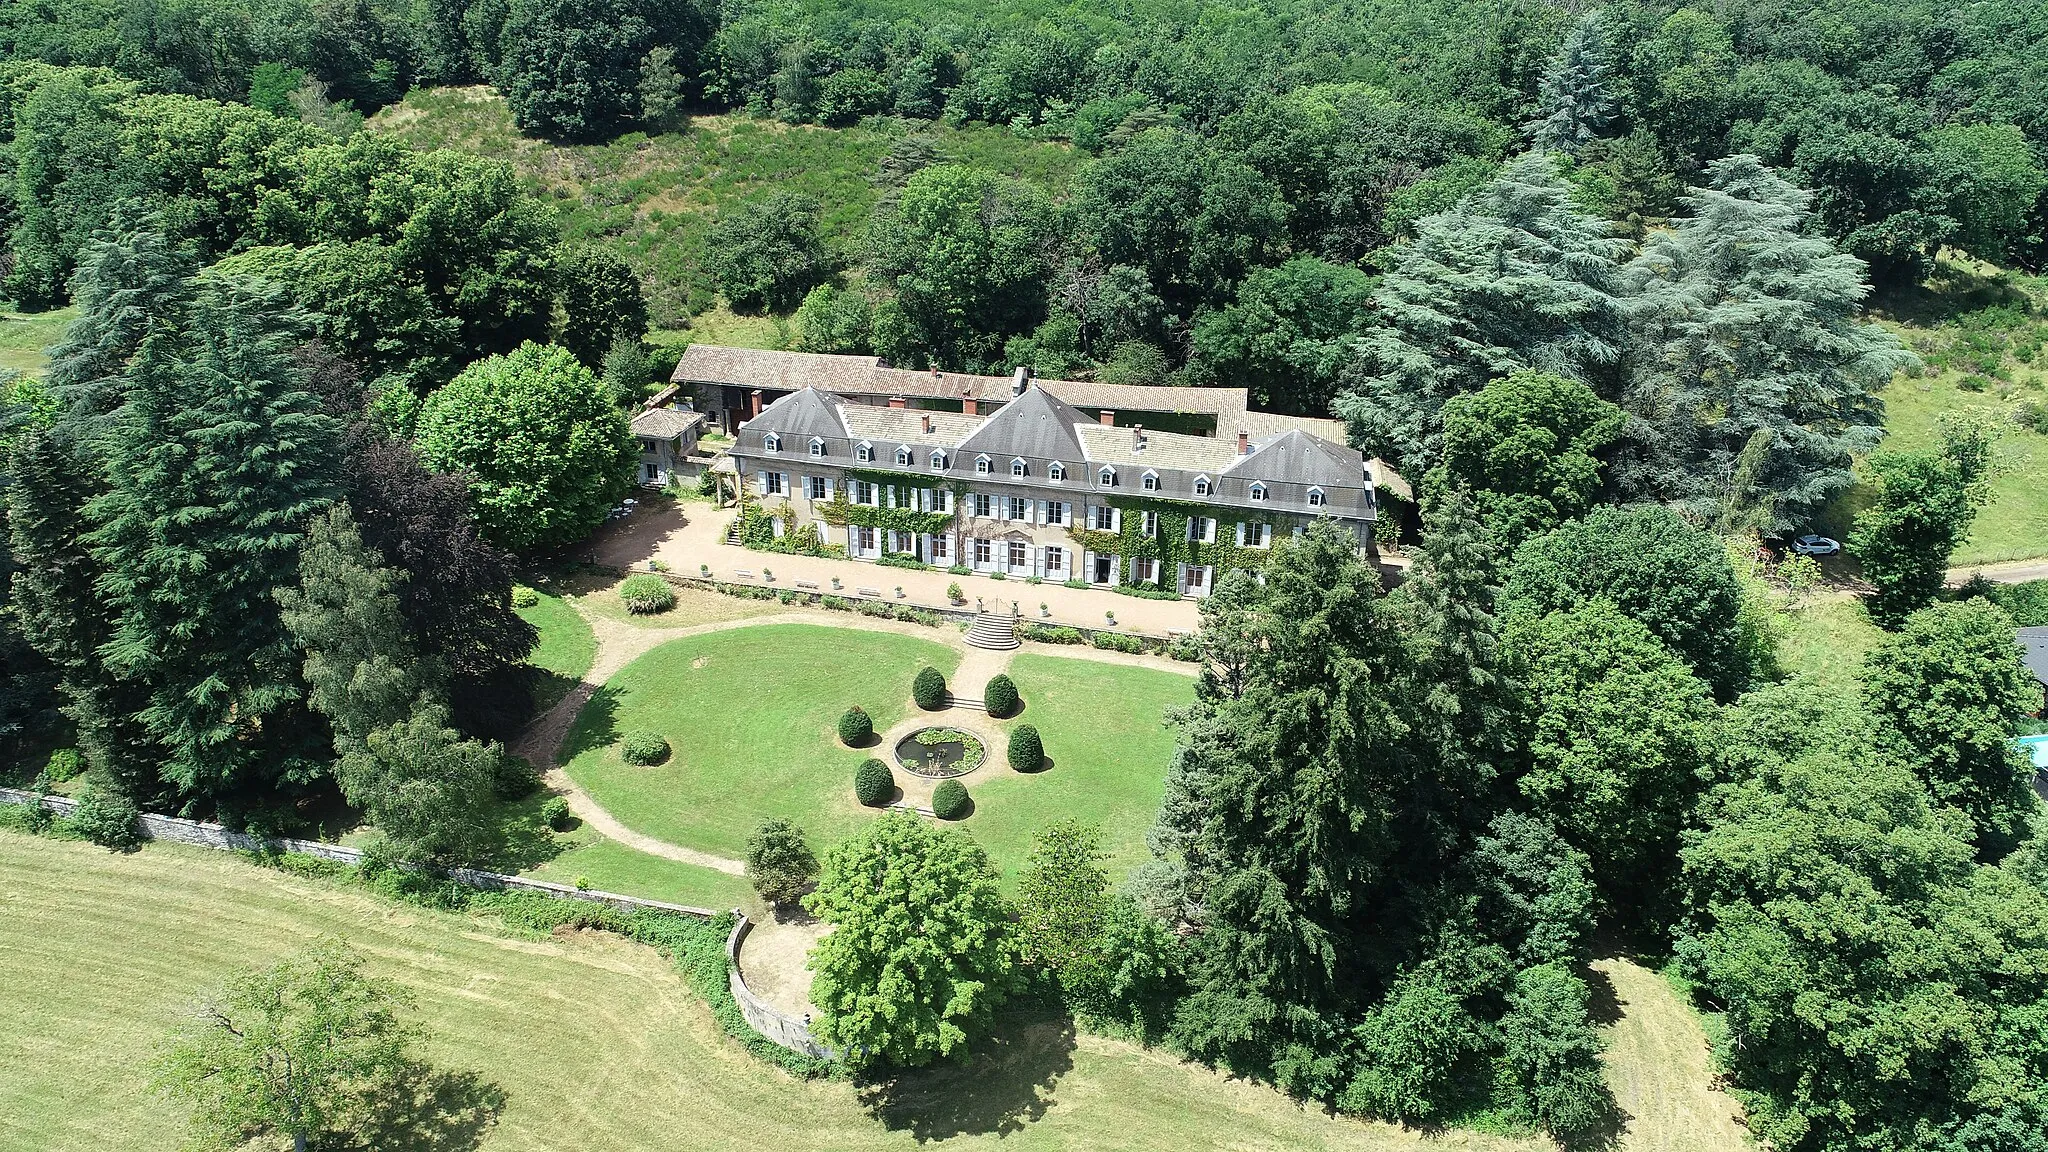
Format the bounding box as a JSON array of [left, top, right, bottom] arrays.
[[279, 505, 499, 864], [1618, 155, 1910, 529], [1336, 153, 1627, 471], [1526, 12, 1616, 158], [85, 279, 340, 818], [1160, 523, 1417, 1089]]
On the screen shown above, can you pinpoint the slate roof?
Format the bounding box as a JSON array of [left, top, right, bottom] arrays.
[[751, 387, 849, 442], [1224, 429, 1367, 487], [956, 387, 1091, 464], [1075, 424, 1241, 473], [840, 405, 982, 446], [2020, 627, 2048, 687]]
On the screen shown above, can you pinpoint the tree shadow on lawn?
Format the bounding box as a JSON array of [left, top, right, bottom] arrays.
[[856, 1003, 1077, 1140], [336, 1059, 506, 1152], [558, 684, 623, 762]]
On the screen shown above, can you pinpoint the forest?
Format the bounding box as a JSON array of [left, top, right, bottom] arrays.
[[2, 2, 2047, 1151]]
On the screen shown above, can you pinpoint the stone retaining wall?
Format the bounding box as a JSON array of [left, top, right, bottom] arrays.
[[725, 914, 835, 1060]]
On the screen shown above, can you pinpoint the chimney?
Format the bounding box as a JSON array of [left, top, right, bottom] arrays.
[[888, 395, 906, 409], [930, 366, 940, 379], [749, 389, 763, 419], [1133, 424, 1147, 452], [1011, 366, 1029, 397], [1098, 409, 1116, 426], [921, 414, 933, 434], [1237, 429, 1250, 455], [963, 397, 978, 416]]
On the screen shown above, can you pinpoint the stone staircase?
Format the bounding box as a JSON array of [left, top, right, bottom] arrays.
[[936, 693, 987, 713], [965, 612, 1020, 651]]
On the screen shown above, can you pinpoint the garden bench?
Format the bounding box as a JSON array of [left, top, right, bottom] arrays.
[[857, 586, 883, 597], [795, 580, 820, 591], [734, 569, 754, 579]]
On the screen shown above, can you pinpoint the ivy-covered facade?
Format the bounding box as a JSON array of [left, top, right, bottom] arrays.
[[724, 384, 1380, 597]]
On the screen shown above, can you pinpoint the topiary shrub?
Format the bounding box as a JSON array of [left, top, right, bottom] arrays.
[[838, 706, 873, 746], [913, 666, 947, 710], [620, 731, 671, 765], [511, 585, 540, 608], [1007, 724, 1043, 772], [931, 779, 971, 820], [855, 758, 894, 806], [619, 573, 676, 614], [983, 673, 1019, 718], [539, 796, 573, 831]]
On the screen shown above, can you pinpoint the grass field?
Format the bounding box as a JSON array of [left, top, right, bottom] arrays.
[[560, 623, 962, 861], [524, 832, 760, 914], [555, 569, 784, 630], [367, 87, 1083, 326], [1776, 592, 1886, 688], [517, 587, 597, 712], [0, 306, 74, 377], [6, 832, 1612, 1152], [971, 653, 1192, 879]]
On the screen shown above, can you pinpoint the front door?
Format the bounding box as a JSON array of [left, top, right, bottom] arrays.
[[1092, 554, 1114, 584]]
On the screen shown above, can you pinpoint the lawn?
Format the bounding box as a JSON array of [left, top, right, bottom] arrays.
[[517, 586, 597, 712], [524, 832, 760, 915], [3, 831, 1585, 1152], [0, 306, 74, 377], [367, 87, 1083, 326], [1776, 592, 1886, 688], [558, 568, 784, 630], [968, 654, 1194, 880], [561, 623, 962, 860]]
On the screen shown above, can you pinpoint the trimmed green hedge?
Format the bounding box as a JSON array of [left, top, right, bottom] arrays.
[[931, 779, 970, 820], [913, 666, 947, 710], [855, 758, 893, 806], [620, 731, 671, 765], [1007, 724, 1043, 772], [983, 673, 1019, 718], [838, 706, 872, 746]]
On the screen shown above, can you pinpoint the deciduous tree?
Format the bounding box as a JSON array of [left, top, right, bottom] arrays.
[[705, 193, 830, 314], [1431, 370, 1622, 548], [1850, 414, 1996, 627], [744, 817, 818, 912]]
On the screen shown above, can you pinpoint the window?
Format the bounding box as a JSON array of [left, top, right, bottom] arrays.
[[856, 526, 876, 553], [809, 437, 825, 457], [644, 462, 659, 481], [1187, 565, 1208, 592], [1193, 476, 1210, 497], [1090, 505, 1116, 531], [1188, 516, 1212, 542], [640, 438, 655, 453], [932, 535, 950, 560], [930, 450, 947, 471], [1098, 466, 1116, 487], [1011, 458, 1027, 477], [1046, 501, 1067, 526], [895, 446, 912, 466], [976, 455, 992, 475], [973, 538, 992, 565], [807, 476, 828, 500], [1044, 546, 1064, 573], [1048, 462, 1066, 482], [892, 530, 913, 553], [1141, 510, 1158, 536], [856, 441, 874, 463], [933, 489, 951, 513], [763, 471, 785, 495], [972, 493, 993, 518], [1007, 496, 1028, 521], [763, 433, 781, 452], [1141, 470, 1159, 492], [1245, 522, 1271, 548], [1008, 542, 1028, 569], [854, 480, 876, 505], [1307, 487, 1326, 508], [1134, 557, 1156, 584], [1248, 482, 1268, 502]]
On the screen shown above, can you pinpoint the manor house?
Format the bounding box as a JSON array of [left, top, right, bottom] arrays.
[[711, 351, 1384, 598]]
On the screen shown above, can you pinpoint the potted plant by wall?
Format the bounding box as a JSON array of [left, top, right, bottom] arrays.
[[946, 582, 964, 604], [1039, 602, 1050, 617]]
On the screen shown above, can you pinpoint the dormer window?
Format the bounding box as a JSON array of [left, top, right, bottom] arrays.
[[1248, 482, 1268, 502], [1048, 462, 1066, 482], [1307, 487, 1327, 508], [808, 437, 825, 458], [1141, 471, 1159, 492], [1010, 458, 1027, 478], [1193, 476, 1211, 497], [930, 450, 948, 471], [895, 446, 912, 466], [856, 441, 874, 463], [976, 455, 992, 476], [763, 433, 781, 453], [1098, 466, 1116, 488]]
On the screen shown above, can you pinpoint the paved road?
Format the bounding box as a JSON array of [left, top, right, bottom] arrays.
[[1946, 559, 2048, 586]]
